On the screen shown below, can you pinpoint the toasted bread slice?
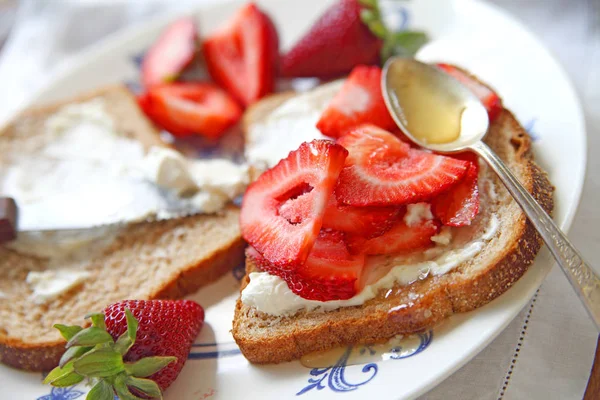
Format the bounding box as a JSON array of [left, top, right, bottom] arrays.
[[0, 86, 245, 371], [232, 72, 554, 364]]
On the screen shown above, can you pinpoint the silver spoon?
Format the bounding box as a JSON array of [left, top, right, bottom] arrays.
[[382, 57, 600, 330]]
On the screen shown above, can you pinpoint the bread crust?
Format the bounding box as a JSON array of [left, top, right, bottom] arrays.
[[0, 87, 245, 371], [232, 85, 555, 364]]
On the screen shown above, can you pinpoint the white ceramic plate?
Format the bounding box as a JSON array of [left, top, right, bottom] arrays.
[[1, 0, 586, 399]]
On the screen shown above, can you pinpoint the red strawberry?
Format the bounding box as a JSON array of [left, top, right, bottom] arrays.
[[104, 300, 204, 392], [141, 82, 242, 139], [279, 191, 402, 238], [322, 194, 403, 238], [202, 3, 279, 106], [316, 65, 396, 138], [44, 300, 204, 399], [281, 0, 382, 79], [432, 152, 480, 226], [436, 63, 503, 122], [347, 218, 440, 255], [240, 140, 348, 268], [335, 125, 470, 206], [142, 17, 199, 88], [249, 230, 365, 301]]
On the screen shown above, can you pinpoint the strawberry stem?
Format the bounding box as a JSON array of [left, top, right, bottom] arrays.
[[358, 0, 429, 63]]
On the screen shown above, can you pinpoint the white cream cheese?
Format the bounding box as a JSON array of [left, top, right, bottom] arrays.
[[1, 100, 249, 262], [431, 226, 453, 245], [404, 203, 434, 227], [26, 269, 91, 304], [241, 213, 500, 316], [245, 80, 344, 170], [143, 147, 198, 195]]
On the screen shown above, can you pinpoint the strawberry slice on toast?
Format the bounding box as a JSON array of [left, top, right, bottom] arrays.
[[335, 125, 470, 206], [241, 140, 348, 268], [140, 82, 242, 139], [142, 17, 199, 88], [346, 218, 440, 255], [281, 0, 381, 78], [316, 65, 397, 138], [437, 63, 503, 122], [202, 3, 279, 106], [432, 152, 480, 226], [249, 230, 365, 301], [280, 191, 403, 239], [322, 194, 403, 238]]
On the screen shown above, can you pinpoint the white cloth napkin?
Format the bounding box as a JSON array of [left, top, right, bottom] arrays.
[[0, 1, 598, 399]]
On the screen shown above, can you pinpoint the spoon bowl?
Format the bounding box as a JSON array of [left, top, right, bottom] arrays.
[[382, 56, 600, 331], [382, 58, 489, 153]]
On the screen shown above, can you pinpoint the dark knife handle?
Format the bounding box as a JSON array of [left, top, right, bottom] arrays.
[[0, 197, 17, 245]]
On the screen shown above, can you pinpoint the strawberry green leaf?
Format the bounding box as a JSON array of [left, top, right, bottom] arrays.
[[49, 370, 84, 388], [114, 374, 147, 400], [124, 356, 177, 378], [359, 9, 377, 25], [59, 345, 93, 368], [125, 309, 139, 345], [358, 0, 377, 8], [127, 376, 163, 399], [85, 312, 106, 330], [115, 309, 139, 355], [392, 31, 428, 56], [73, 347, 124, 378], [87, 380, 114, 400], [114, 333, 133, 356], [367, 20, 386, 39], [53, 324, 83, 341], [43, 362, 73, 384], [67, 327, 113, 348], [43, 361, 83, 387]]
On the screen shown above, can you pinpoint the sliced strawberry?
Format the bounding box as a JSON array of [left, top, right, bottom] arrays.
[[249, 230, 365, 301], [347, 218, 440, 255], [280, 191, 402, 238], [137, 91, 191, 136], [202, 3, 279, 106], [142, 17, 199, 88], [240, 140, 348, 268], [436, 63, 503, 122], [143, 82, 242, 139], [316, 65, 396, 138], [281, 0, 381, 79], [322, 194, 403, 238], [431, 152, 480, 226], [335, 125, 470, 206]]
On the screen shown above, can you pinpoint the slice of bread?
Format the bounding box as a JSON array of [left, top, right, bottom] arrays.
[[0, 86, 245, 371], [233, 71, 554, 364]]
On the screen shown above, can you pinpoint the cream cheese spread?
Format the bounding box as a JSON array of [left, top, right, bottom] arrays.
[[404, 203, 434, 227], [245, 80, 344, 170], [26, 269, 91, 304], [1, 100, 248, 264]]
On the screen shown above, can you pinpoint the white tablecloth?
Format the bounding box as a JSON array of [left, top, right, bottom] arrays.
[[0, 1, 598, 399]]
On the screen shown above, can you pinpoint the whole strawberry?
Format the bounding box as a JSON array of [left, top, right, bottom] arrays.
[[281, 0, 382, 79], [43, 299, 204, 400], [104, 300, 204, 392], [281, 0, 428, 79]]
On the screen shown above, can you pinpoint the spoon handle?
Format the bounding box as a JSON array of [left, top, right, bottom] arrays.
[[470, 141, 600, 330]]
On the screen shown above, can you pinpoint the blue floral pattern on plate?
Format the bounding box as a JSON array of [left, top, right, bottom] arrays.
[[297, 330, 433, 395], [36, 386, 84, 400]]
